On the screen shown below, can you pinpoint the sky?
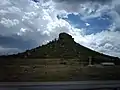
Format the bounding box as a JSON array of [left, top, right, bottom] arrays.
[[0, 0, 120, 57]]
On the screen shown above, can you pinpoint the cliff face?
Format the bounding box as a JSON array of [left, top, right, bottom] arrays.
[[59, 32, 74, 42]]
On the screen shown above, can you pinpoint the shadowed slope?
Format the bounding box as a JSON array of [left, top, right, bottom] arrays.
[[0, 32, 119, 64]]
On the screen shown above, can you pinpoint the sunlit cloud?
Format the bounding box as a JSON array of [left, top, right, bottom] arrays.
[[0, 0, 120, 57]]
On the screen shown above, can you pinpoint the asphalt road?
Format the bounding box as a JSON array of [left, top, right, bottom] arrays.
[[0, 81, 120, 90]]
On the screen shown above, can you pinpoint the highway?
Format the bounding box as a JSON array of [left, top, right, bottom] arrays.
[[0, 81, 120, 90]]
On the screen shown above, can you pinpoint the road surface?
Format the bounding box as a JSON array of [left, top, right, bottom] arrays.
[[0, 81, 120, 90]]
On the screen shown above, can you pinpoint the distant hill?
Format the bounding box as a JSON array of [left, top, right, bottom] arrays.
[[0, 32, 120, 64]]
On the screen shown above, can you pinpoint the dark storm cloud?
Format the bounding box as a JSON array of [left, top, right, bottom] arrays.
[[0, 35, 37, 50]]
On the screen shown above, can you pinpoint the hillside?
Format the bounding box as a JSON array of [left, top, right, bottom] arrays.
[[0, 32, 120, 81], [1, 32, 119, 64]]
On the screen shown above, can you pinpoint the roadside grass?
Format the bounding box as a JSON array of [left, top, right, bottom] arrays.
[[1, 59, 120, 81]]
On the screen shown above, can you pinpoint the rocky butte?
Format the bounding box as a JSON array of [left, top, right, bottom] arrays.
[[0, 33, 120, 81]]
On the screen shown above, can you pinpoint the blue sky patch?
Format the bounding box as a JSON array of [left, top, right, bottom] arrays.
[[58, 13, 113, 35]]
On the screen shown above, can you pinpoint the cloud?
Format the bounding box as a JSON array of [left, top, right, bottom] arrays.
[[85, 23, 90, 26], [0, 0, 77, 54], [53, 0, 112, 6], [0, 18, 19, 28], [0, 35, 36, 49], [55, 0, 113, 20], [0, 0, 120, 57], [51, 0, 120, 57], [75, 30, 120, 57], [0, 46, 21, 55]]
